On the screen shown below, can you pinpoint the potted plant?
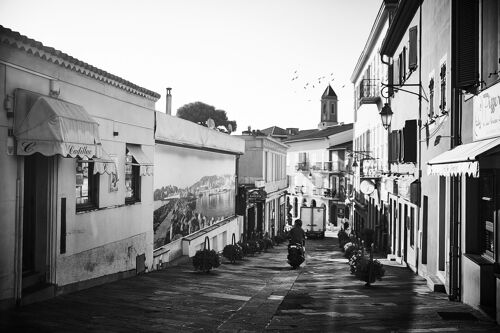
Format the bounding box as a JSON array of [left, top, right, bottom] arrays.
[[354, 257, 385, 285], [192, 236, 220, 273], [223, 234, 243, 264], [343, 242, 359, 260]]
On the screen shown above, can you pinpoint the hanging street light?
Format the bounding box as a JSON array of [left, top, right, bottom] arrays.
[[379, 103, 393, 130]]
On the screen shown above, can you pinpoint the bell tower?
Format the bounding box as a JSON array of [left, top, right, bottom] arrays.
[[318, 85, 338, 129]]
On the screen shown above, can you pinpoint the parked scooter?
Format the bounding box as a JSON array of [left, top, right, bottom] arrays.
[[287, 243, 305, 269]]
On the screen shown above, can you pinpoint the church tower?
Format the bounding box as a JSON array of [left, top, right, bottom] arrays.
[[318, 85, 338, 129]]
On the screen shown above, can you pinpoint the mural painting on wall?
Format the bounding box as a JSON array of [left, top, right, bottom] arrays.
[[153, 144, 236, 249]]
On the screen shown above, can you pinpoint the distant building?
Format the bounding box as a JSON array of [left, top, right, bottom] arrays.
[[236, 133, 288, 239], [284, 86, 353, 228]]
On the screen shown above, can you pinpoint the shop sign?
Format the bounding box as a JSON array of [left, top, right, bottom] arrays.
[[473, 82, 500, 141], [248, 189, 267, 202]]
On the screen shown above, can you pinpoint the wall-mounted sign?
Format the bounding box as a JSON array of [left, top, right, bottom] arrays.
[[473, 81, 500, 141], [360, 179, 375, 195], [248, 189, 267, 202]]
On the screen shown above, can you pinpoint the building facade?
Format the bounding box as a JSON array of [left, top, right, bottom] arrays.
[[237, 134, 288, 239], [286, 86, 353, 229], [366, 0, 500, 323], [0, 26, 160, 307], [351, 0, 396, 253]]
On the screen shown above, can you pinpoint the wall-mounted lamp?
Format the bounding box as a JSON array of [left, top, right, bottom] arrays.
[[433, 135, 453, 146], [49, 79, 60, 98], [379, 103, 393, 130], [352, 160, 358, 168]]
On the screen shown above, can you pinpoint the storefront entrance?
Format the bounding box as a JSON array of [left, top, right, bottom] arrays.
[[22, 154, 54, 292]]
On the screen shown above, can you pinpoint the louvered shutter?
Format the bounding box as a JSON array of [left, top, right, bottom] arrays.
[[409, 26, 418, 70], [455, 0, 479, 88], [403, 119, 417, 163]]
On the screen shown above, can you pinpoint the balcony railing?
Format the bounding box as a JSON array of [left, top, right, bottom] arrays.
[[309, 161, 346, 172], [358, 79, 381, 105], [296, 162, 310, 171]]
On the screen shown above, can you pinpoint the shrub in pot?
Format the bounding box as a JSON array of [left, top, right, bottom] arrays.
[[223, 234, 244, 264], [192, 236, 220, 273], [343, 242, 359, 259]]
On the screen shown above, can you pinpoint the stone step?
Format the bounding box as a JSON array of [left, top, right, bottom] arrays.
[[427, 275, 446, 293]]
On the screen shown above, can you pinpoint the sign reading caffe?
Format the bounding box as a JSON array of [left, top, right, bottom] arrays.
[[473, 81, 500, 141], [248, 189, 267, 203]]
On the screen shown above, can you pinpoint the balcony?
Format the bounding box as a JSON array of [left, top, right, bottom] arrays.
[[310, 161, 346, 173], [296, 162, 310, 171], [358, 79, 381, 105]]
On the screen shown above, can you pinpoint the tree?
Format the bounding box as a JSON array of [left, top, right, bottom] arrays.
[[176, 101, 237, 133]]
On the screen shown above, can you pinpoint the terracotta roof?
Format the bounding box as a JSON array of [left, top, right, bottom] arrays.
[[322, 85, 337, 98], [0, 25, 161, 101], [261, 126, 288, 137], [284, 123, 353, 142]]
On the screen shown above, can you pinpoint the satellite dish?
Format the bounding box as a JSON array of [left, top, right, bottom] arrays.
[[206, 118, 215, 129], [227, 123, 233, 133]]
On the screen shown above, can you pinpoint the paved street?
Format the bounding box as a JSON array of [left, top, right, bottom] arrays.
[[1, 237, 498, 332]]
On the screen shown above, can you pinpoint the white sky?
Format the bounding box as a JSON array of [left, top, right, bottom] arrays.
[[0, 0, 381, 133]]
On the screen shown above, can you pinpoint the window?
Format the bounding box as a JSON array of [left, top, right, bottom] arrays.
[[479, 171, 496, 259], [439, 63, 447, 111], [409, 26, 418, 70], [125, 149, 141, 204], [428, 77, 435, 118], [76, 159, 99, 211], [455, 0, 479, 89], [331, 103, 335, 114], [401, 47, 407, 82], [410, 206, 415, 248], [482, 0, 500, 87]]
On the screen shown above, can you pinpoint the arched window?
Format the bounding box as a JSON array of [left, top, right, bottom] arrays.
[[311, 200, 316, 207], [302, 198, 307, 207]]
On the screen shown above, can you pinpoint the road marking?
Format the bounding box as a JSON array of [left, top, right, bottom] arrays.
[[203, 292, 251, 301]]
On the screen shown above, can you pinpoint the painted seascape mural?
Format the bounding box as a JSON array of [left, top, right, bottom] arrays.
[[154, 144, 236, 249]]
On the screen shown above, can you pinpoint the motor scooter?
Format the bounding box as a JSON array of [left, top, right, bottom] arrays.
[[287, 243, 305, 269]]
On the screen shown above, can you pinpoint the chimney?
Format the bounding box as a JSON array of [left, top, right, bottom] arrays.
[[166, 87, 172, 115]]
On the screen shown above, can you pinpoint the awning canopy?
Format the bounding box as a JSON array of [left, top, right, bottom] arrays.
[[15, 96, 101, 158], [126, 144, 153, 176], [427, 137, 500, 177], [93, 148, 118, 175]]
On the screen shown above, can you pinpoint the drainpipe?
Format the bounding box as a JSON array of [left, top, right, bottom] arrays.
[[449, 1, 462, 301]]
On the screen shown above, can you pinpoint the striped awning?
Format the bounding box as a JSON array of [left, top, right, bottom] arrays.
[[427, 137, 500, 177]]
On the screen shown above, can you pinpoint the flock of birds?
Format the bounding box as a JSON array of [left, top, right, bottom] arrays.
[[290, 70, 347, 102]]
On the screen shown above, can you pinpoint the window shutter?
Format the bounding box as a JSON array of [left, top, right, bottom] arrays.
[[403, 119, 417, 163], [455, 0, 479, 88], [394, 57, 400, 86], [388, 63, 394, 97], [397, 130, 403, 162], [409, 26, 418, 70]]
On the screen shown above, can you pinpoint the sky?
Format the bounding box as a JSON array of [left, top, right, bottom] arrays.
[[0, 0, 381, 134]]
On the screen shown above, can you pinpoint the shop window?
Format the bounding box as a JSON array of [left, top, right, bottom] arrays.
[[479, 171, 496, 259], [76, 159, 99, 211], [125, 149, 141, 204]]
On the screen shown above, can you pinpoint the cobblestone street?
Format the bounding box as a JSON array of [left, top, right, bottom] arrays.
[[1, 237, 498, 332]]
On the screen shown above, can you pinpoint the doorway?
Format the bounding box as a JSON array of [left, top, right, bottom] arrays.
[[22, 154, 52, 292]]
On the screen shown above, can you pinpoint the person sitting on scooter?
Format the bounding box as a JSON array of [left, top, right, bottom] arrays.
[[289, 219, 305, 247]]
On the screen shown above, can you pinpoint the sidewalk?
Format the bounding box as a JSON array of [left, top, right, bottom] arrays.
[[1, 238, 499, 332]]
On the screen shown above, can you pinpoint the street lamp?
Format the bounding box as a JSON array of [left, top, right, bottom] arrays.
[[379, 103, 393, 130]]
